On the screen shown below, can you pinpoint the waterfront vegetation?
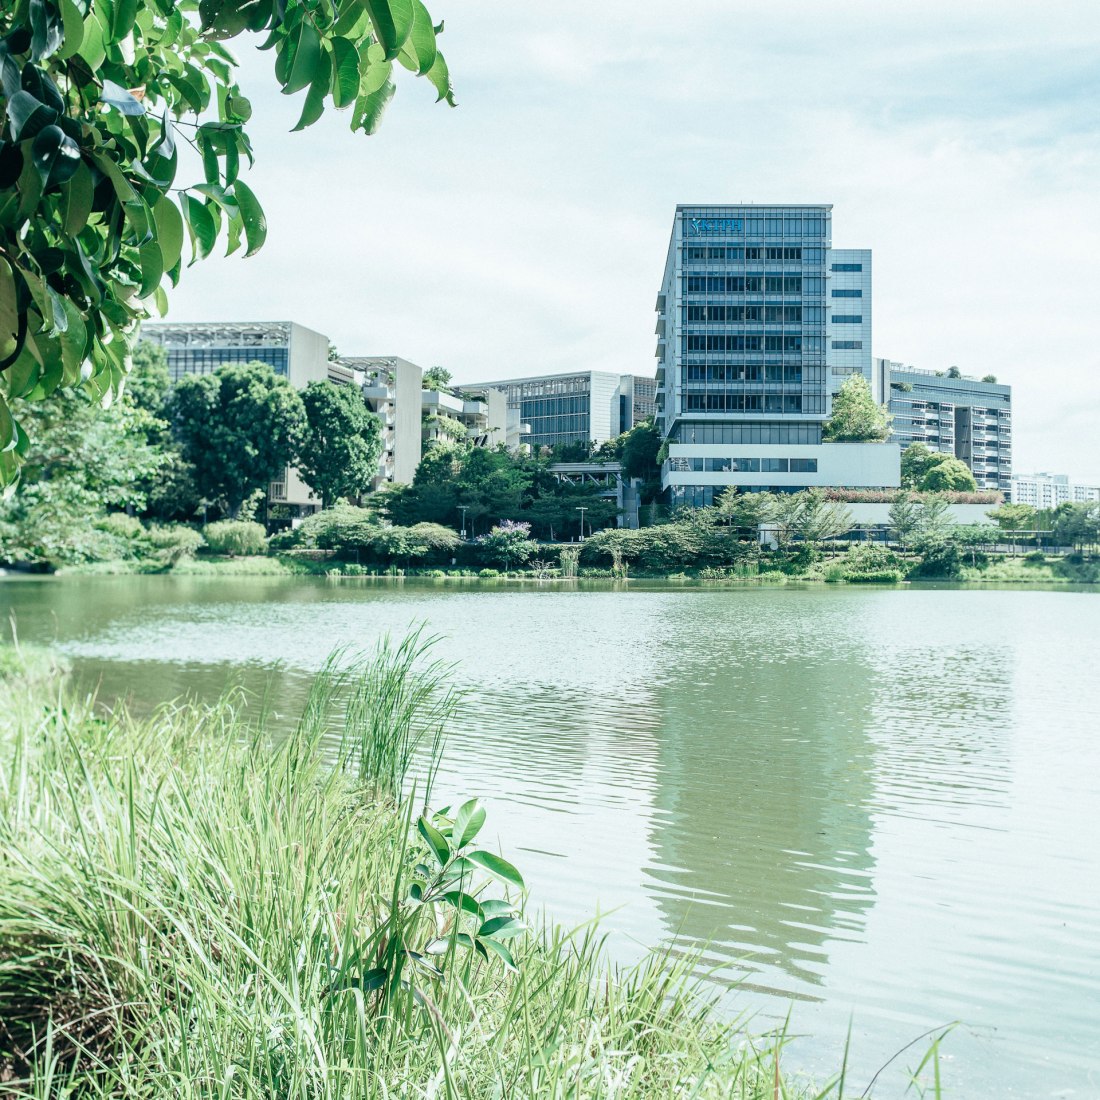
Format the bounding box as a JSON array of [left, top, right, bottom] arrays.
[[0, 639, 911, 1099]]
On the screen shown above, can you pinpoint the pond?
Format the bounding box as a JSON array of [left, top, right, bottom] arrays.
[[2, 575, 1098, 1098]]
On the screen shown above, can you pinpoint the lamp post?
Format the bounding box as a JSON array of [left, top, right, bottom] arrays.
[[460, 506, 468, 540], [576, 505, 588, 542]]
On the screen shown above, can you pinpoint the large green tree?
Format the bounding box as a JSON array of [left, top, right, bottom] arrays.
[[297, 379, 382, 506], [168, 360, 305, 516], [921, 456, 977, 492], [0, 391, 164, 564], [0, 0, 453, 485], [823, 375, 891, 442]]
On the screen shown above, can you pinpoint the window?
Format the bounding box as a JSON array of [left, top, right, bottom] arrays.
[[831, 263, 862, 272], [831, 340, 863, 350], [765, 246, 802, 261], [745, 247, 762, 261], [832, 315, 863, 324], [789, 458, 817, 472], [761, 458, 789, 472], [831, 289, 862, 298]]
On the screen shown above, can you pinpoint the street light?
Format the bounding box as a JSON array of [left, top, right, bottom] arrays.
[[576, 505, 588, 542], [460, 506, 468, 540]]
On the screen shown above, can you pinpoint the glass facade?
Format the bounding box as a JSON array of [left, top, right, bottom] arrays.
[[142, 323, 295, 383]]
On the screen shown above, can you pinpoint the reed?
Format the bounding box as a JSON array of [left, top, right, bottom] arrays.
[[0, 640, 943, 1098]]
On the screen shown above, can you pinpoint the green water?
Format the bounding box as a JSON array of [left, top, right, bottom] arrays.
[[2, 575, 1098, 1098]]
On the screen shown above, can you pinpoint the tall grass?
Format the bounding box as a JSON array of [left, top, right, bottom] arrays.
[[0, 640, 938, 1097]]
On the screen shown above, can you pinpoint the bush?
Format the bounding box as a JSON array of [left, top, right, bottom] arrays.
[[845, 568, 905, 584], [147, 525, 205, 566], [1023, 550, 1047, 566], [839, 543, 903, 577], [202, 520, 268, 556], [95, 512, 146, 541], [283, 503, 381, 551], [477, 568, 500, 578], [910, 539, 963, 579], [476, 521, 538, 570], [582, 523, 758, 574]]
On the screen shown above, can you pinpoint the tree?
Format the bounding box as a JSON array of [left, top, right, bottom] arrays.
[[947, 366, 963, 378], [921, 456, 977, 492], [126, 342, 172, 419], [169, 361, 306, 518], [901, 443, 938, 489], [987, 502, 1036, 531], [793, 488, 853, 550], [714, 487, 774, 532], [0, 392, 165, 566], [297, 380, 382, 506], [477, 520, 538, 569], [619, 417, 662, 500], [918, 494, 952, 539], [0, 0, 454, 485], [422, 366, 453, 392], [1052, 502, 1100, 550], [888, 492, 922, 549], [982, 374, 998, 384], [822, 375, 891, 442]]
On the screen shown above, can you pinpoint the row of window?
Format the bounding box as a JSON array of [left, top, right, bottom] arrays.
[[684, 394, 808, 413], [520, 397, 589, 418], [672, 422, 822, 445], [668, 456, 819, 474], [684, 275, 812, 294], [684, 364, 811, 383], [686, 334, 824, 353], [832, 315, 863, 324], [686, 305, 822, 324], [685, 216, 827, 237], [831, 289, 862, 298], [831, 340, 863, 350], [684, 246, 824, 263], [166, 347, 289, 381], [831, 263, 863, 272]]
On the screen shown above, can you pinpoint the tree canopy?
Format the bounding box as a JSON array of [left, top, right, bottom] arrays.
[[297, 379, 382, 506], [168, 360, 305, 516], [822, 375, 891, 442], [0, 0, 454, 484], [900, 442, 978, 493]]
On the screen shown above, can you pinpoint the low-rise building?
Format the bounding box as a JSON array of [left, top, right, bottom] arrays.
[[421, 386, 521, 451], [1010, 473, 1100, 509], [457, 371, 657, 450], [875, 360, 1012, 496]]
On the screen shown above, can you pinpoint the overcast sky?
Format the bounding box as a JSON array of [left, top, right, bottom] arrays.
[[166, 1, 1100, 481]]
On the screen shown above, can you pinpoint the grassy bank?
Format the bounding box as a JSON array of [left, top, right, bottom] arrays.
[[0, 641, 906, 1098]]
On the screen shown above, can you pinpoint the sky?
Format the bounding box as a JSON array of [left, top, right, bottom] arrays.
[[166, 1, 1100, 481]]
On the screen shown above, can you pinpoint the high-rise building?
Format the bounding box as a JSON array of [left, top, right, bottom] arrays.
[[456, 371, 656, 449], [655, 205, 898, 506], [875, 360, 1012, 495], [1010, 473, 1100, 509]]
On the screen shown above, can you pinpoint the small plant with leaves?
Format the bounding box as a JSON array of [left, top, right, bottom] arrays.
[[327, 798, 527, 1017]]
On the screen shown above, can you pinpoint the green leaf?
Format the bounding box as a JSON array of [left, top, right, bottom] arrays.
[[152, 195, 184, 273], [475, 935, 516, 970], [57, 298, 88, 384], [352, 79, 395, 136], [477, 916, 526, 941], [466, 850, 525, 891], [100, 79, 146, 116], [405, 0, 436, 75], [231, 180, 266, 257], [0, 393, 13, 451], [424, 50, 455, 105], [77, 9, 106, 71], [183, 194, 217, 262], [452, 798, 486, 848], [57, 0, 85, 59], [292, 67, 330, 131], [285, 21, 322, 95], [30, 124, 81, 186], [6, 91, 58, 142], [417, 815, 450, 866], [6, 342, 42, 399], [61, 161, 95, 236], [441, 890, 484, 920], [330, 37, 360, 109], [226, 93, 252, 122], [478, 898, 518, 919], [363, 0, 413, 59], [137, 239, 163, 297], [111, 0, 139, 40], [359, 53, 392, 95]]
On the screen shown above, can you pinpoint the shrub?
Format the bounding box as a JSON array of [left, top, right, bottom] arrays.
[[202, 520, 268, 556], [476, 521, 538, 570], [95, 512, 146, 540], [1023, 550, 1047, 566], [582, 523, 758, 574], [147, 525, 205, 566], [910, 539, 963, 579], [845, 568, 905, 583], [285, 503, 381, 551], [477, 567, 500, 578], [839, 543, 904, 576]]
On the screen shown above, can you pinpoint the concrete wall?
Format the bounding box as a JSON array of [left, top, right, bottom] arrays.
[[392, 359, 423, 484], [663, 441, 901, 491], [844, 502, 1000, 526]]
